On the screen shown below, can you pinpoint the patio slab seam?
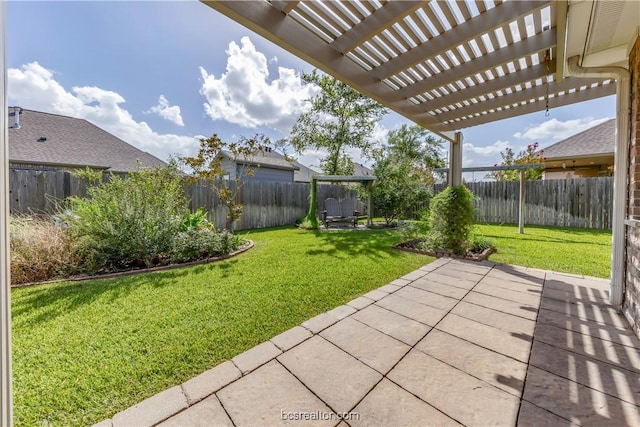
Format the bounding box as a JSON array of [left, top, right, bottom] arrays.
[[513, 271, 546, 427]]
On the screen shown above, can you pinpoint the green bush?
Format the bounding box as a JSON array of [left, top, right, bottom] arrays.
[[428, 185, 475, 255], [470, 233, 494, 253], [66, 166, 187, 272], [171, 227, 242, 263], [180, 207, 210, 231]]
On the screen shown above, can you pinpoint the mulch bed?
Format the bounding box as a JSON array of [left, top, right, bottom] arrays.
[[11, 240, 254, 288], [393, 238, 495, 262]]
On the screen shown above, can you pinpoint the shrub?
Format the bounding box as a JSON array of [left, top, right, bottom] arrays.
[[171, 227, 243, 263], [470, 233, 494, 253], [66, 166, 187, 272], [180, 207, 210, 232], [428, 185, 475, 255], [9, 217, 82, 284]]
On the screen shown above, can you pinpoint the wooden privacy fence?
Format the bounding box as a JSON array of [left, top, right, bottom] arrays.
[[434, 177, 613, 230], [9, 168, 613, 230], [8, 168, 361, 230]]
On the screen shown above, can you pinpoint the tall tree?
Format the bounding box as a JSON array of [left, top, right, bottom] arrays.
[[487, 142, 545, 181], [371, 125, 445, 225], [290, 70, 388, 175]]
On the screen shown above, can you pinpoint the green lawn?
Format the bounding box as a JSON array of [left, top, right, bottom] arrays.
[[11, 227, 431, 426], [10, 223, 612, 425], [475, 223, 611, 278]]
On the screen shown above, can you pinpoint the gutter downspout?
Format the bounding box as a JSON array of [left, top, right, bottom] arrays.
[[567, 55, 630, 307]]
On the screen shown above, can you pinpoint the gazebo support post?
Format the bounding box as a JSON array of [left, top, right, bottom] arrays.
[[366, 181, 373, 227], [301, 177, 319, 229]]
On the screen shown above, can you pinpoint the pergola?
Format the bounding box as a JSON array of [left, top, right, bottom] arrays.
[[1, 1, 639, 423]]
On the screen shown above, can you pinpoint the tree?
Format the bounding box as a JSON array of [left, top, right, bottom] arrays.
[[487, 142, 545, 181], [180, 133, 270, 231], [290, 70, 388, 175], [370, 125, 445, 225]]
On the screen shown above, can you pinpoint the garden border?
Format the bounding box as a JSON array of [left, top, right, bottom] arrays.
[[393, 239, 495, 262], [11, 240, 254, 288]]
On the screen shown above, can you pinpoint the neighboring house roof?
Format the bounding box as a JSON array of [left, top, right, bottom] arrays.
[[293, 161, 319, 183], [221, 148, 300, 171], [541, 119, 615, 160], [354, 163, 373, 176], [8, 107, 167, 172]]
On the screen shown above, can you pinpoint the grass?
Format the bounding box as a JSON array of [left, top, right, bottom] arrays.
[[11, 223, 612, 425], [474, 223, 611, 278], [11, 227, 431, 426]]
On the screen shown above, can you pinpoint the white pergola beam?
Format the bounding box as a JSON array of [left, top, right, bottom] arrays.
[[330, 1, 423, 53], [391, 29, 557, 101], [401, 60, 557, 114], [271, 1, 299, 15], [432, 83, 615, 130], [434, 77, 605, 123], [373, 0, 549, 79], [202, 1, 457, 139]]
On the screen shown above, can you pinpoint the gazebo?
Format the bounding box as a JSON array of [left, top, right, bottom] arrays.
[[303, 175, 376, 228]]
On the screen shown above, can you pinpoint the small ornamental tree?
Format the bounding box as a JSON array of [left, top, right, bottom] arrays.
[[487, 142, 545, 181], [180, 133, 270, 231], [428, 185, 475, 255]]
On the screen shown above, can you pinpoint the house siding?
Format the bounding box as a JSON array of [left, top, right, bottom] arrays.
[[624, 36, 640, 339], [237, 165, 293, 182]]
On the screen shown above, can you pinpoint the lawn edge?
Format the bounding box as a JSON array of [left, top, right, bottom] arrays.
[[11, 240, 255, 289]]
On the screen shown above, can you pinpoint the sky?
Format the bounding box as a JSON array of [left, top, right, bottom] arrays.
[[6, 1, 616, 177]]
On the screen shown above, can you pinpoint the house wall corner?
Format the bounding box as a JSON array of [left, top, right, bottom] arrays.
[[624, 36, 640, 339]]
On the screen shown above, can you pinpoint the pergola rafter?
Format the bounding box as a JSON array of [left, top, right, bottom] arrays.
[[372, 0, 547, 79], [203, 1, 608, 139]]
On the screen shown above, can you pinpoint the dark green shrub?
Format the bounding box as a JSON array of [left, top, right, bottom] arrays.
[[428, 185, 475, 255], [171, 228, 242, 263], [470, 233, 494, 252], [66, 166, 186, 272]]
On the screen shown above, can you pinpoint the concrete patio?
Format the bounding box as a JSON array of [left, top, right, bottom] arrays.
[[96, 258, 640, 426]]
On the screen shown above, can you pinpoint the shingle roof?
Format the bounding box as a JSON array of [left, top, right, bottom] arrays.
[[354, 163, 373, 176], [222, 148, 300, 171], [293, 161, 319, 183], [8, 107, 167, 172], [541, 119, 615, 160]]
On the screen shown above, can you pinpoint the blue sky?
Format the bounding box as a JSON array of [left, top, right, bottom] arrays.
[[6, 1, 615, 173]]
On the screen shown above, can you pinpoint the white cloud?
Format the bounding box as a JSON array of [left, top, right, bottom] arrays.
[[462, 140, 522, 168], [513, 117, 611, 141], [8, 62, 199, 161], [199, 36, 319, 134], [146, 95, 184, 126]]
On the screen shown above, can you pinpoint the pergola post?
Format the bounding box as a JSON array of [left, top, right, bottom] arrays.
[[448, 131, 463, 186], [519, 169, 525, 234], [0, 1, 13, 424]]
